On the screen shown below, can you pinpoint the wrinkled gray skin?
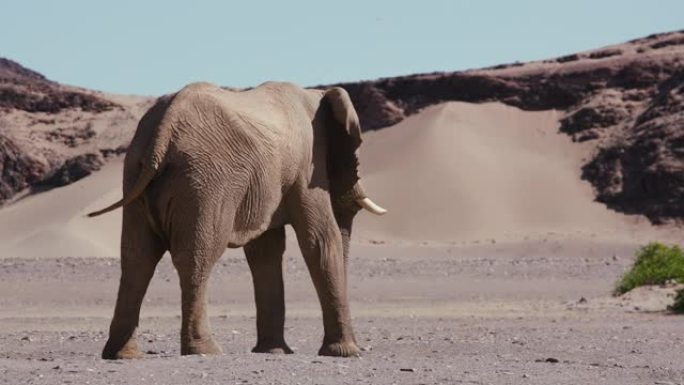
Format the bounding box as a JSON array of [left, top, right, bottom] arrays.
[[90, 82, 378, 359]]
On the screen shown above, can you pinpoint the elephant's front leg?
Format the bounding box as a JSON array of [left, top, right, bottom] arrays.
[[244, 227, 293, 354], [171, 247, 224, 356], [292, 193, 361, 357]]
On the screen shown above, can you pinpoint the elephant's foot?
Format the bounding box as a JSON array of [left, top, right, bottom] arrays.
[[252, 339, 293, 354], [181, 338, 223, 356], [102, 338, 143, 360], [318, 340, 361, 357]]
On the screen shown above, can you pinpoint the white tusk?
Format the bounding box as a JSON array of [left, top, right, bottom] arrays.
[[356, 197, 387, 216]]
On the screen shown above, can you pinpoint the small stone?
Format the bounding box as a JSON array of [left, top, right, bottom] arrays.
[[400, 368, 416, 372], [522, 373, 529, 378], [52, 365, 61, 370], [545, 357, 559, 363], [361, 345, 372, 352], [511, 337, 525, 345], [20, 336, 32, 342], [578, 297, 588, 304]]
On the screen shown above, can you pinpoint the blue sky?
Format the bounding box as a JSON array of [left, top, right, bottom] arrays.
[[1, 1, 682, 95]]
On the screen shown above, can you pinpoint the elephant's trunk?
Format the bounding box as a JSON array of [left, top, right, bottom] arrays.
[[336, 214, 353, 269], [332, 206, 354, 294], [333, 181, 384, 275]]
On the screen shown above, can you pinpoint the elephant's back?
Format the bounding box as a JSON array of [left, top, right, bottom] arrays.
[[167, 81, 309, 183], [143, 82, 301, 243]]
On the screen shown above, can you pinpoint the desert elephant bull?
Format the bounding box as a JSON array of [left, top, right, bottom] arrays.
[[88, 81, 386, 359]]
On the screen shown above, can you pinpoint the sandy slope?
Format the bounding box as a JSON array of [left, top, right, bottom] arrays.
[[0, 160, 124, 257], [356, 102, 673, 243], [0, 101, 679, 258]]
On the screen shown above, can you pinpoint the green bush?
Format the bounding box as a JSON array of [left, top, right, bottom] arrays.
[[614, 242, 684, 295]]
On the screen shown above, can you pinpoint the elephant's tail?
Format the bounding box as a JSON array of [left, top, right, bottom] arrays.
[[86, 165, 158, 217], [87, 111, 175, 218]]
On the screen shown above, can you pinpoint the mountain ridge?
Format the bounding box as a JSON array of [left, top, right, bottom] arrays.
[[325, 30, 684, 223]]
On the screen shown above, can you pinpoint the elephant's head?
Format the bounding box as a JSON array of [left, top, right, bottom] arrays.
[[316, 87, 386, 260]]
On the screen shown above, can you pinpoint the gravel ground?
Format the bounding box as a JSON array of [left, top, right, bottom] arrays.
[[1, 239, 683, 385]]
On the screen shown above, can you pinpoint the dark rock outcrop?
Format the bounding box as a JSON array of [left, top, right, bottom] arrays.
[[0, 58, 125, 202], [583, 71, 684, 223], [325, 47, 682, 132], [35, 153, 104, 189], [0, 134, 46, 201], [0, 58, 117, 113]]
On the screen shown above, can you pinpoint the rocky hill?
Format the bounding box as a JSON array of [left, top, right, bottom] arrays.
[[0, 59, 152, 203], [0, 30, 683, 224], [0, 58, 117, 113], [330, 30, 684, 224]]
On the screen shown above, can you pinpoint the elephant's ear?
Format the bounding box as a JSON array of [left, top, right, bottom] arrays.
[[323, 87, 363, 197]]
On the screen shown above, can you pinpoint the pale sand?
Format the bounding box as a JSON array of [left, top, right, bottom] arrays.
[[0, 159, 124, 257]]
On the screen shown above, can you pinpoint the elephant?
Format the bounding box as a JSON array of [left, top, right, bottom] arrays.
[[88, 81, 386, 359]]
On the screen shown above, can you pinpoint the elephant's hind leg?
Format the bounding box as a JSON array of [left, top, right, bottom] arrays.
[[244, 227, 293, 354], [102, 205, 165, 360], [171, 243, 225, 356]]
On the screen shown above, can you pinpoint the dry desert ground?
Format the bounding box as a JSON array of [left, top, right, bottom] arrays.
[[1, 101, 683, 384]]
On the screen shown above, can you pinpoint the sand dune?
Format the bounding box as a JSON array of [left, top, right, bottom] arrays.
[[0, 160, 124, 257], [0, 101, 676, 258], [356, 102, 668, 243]]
